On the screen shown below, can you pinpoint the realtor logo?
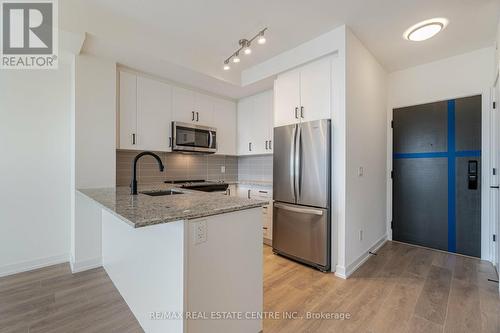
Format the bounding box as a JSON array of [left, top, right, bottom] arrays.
[[1, 0, 58, 69]]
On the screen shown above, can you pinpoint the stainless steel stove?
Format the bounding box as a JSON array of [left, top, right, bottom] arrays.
[[164, 180, 229, 193]]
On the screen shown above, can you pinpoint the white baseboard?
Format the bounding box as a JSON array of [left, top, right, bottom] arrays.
[[70, 257, 102, 273], [0, 254, 69, 278], [335, 234, 388, 280]]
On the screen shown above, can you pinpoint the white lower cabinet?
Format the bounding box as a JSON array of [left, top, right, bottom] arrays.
[[235, 184, 273, 243]]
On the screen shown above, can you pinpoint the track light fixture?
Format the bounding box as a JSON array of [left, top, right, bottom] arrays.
[[223, 28, 267, 70]]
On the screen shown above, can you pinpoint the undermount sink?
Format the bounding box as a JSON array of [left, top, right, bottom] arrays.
[[140, 190, 183, 197]]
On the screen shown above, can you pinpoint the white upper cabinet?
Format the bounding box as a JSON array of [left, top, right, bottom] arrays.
[[273, 56, 332, 127], [137, 76, 172, 152], [119, 69, 235, 154], [172, 87, 214, 126], [119, 71, 138, 150], [299, 56, 331, 122], [119, 71, 173, 152], [237, 90, 273, 155], [253, 90, 274, 153], [213, 98, 237, 155], [274, 68, 300, 128], [194, 93, 215, 126], [237, 97, 254, 155], [172, 86, 196, 123]]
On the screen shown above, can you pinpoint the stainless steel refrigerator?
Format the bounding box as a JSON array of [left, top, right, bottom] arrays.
[[272, 119, 331, 272]]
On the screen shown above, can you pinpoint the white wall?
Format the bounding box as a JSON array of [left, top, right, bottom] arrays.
[[336, 30, 388, 277], [0, 65, 72, 276], [71, 54, 116, 271], [387, 47, 496, 261]]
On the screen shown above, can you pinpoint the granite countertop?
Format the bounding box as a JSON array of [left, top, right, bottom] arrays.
[[78, 184, 268, 228]]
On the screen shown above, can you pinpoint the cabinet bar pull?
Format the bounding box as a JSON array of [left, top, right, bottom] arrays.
[[169, 137, 172, 147], [295, 107, 299, 119], [196, 112, 199, 122], [132, 133, 136, 145], [259, 190, 268, 194], [248, 189, 251, 199], [300, 106, 304, 118], [265, 140, 268, 150], [192, 111, 195, 121], [249, 142, 252, 151], [269, 140, 272, 150]]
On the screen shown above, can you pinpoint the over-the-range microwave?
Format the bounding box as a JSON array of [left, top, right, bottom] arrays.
[[172, 121, 217, 153]]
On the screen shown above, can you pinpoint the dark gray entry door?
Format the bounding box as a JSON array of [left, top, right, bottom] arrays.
[[393, 95, 481, 257]]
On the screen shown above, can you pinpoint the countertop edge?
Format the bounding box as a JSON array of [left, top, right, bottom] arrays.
[[77, 189, 267, 229]]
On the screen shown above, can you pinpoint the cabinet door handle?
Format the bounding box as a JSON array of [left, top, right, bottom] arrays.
[[269, 140, 272, 150], [248, 189, 251, 199], [295, 107, 299, 119], [132, 133, 136, 145], [169, 137, 172, 148], [196, 112, 199, 122], [259, 190, 268, 194], [249, 142, 252, 151], [192, 111, 195, 121], [265, 140, 268, 150], [263, 227, 268, 230], [300, 106, 304, 118]]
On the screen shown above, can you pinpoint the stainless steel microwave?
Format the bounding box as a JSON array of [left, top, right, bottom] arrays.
[[172, 122, 217, 153]]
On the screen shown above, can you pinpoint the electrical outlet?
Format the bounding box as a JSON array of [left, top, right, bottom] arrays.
[[359, 230, 363, 241], [194, 220, 207, 245], [221, 166, 226, 173]]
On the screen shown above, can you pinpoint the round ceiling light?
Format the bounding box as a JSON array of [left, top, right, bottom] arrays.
[[404, 18, 448, 42]]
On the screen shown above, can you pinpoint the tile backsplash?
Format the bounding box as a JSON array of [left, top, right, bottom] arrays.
[[238, 155, 273, 182], [116, 150, 238, 186], [116, 150, 273, 186]]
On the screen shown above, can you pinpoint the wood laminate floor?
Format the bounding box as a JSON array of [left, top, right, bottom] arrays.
[[264, 241, 500, 333], [1, 241, 499, 332]]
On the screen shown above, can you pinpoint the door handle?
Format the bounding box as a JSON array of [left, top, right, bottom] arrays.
[[290, 125, 297, 199], [295, 107, 299, 119], [196, 112, 199, 122], [169, 137, 172, 147], [295, 125, 302, 199], [300, 106, 304, 118], [192, 111, 195, 121], [491, 186, 499, 189], [274, 203, 324, 216], [468, 160, 478, 190]]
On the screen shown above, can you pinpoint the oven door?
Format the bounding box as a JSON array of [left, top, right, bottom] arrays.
[[172, 122, 217, 153]]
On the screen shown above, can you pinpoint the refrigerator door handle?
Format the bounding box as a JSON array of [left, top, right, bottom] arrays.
[[274, 203, 324, 216], [290, 125, 297, 201], [296, 125, 302, 199]]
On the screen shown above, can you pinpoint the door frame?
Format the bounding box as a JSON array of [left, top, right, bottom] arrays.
[[387, 91, 494, 262]]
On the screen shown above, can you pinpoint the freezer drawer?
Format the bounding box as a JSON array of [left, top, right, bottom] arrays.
[[272, 202, 330, 271]]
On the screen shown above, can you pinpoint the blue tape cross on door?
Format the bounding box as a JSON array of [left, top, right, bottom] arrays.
[[392, 96, 481, 257]]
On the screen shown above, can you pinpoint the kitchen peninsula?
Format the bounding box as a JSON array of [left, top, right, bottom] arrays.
[[78, 184, 267, 333]]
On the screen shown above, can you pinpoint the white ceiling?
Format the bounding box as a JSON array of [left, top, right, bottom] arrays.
[[60, 0, 500, 99]]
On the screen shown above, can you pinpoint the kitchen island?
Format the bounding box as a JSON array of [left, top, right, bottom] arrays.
[[78, 184, 267, 333]]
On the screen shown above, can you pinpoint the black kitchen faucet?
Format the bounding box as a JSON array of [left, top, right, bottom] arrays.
[[131, 151, 164, 195]]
